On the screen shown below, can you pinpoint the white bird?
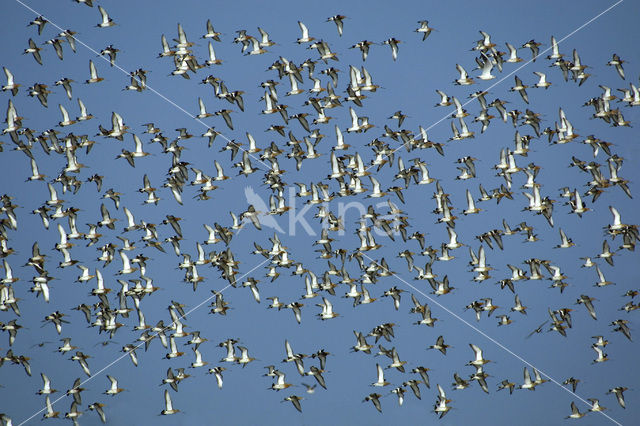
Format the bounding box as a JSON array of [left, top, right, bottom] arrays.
[[203, 19, 221, 41], [196, 98, 212, 119], [460, 116, 477, 141], [566, 402, 586, 419], [451, 96, 468, 118], [158, 34, 176, 57], [463, 189, 480, 215], [58, 104, 76, 127], [331, 125, 349, 152], [594, 265, 613, 287], [271, 370, 292, 390], [607, 205, 627, 234], [213, 160, 229, 181], [38, 373, 57, 395], [123, 207, 140, 232], [4, 99, 20, 133], [328, 15, 346, 36], [317, 297, 338, 319], [247, 37, 266, 55], [297, 21, 314, 44], [161, 389, 179, 415], [286, 73, 304, 96], [520, 367, 537, 390], [555, 228, 574, 249], [97, 6, 116, 28], [468, 344, 490, 366], [473, 246, 492, 274], [166, 336, 185, 359], [360, 67, 378, 92], [105, 375, 124, 395], [191, 347, 208, 368], [372, 363, 390, 386], [76, 98, 93, 121], [86, 60, 103, 84], [27, 158, 46, 181], [43, 395, 60, 419], [346, 107, 363, 133], [368, 176, 386, 198], [477, 55, 495, 80], [88, 402, 107, 423], [236, 346, 255, 367], [2, 67, 20, 95], [383, 37, 401, 61], [388, 347, 407, 372], [588, 398, 606, 413], [257, 27, 275, 47], [206, 42, 222, 66], [455, 64, 474, 85], [505, 42, 523, 63], [208, 366, 225, 389], [547, 36, 563, 60], [435, 89, 451, 107], [533, 72, 551, 89], [76, 265, 95, 283], [118, 251, 137, 275], [434, 384, 452, 418], [511, 294, 527, 315], [416, 20, 434, 41]]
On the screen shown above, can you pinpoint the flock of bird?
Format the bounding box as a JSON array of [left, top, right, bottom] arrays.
[[0, 1, 638, 424]]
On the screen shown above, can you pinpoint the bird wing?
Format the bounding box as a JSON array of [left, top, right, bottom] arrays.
[[124, 207, 136, 228], [610, 206, 621, 226], [298, 21, 310, 39], [258, 27, 269, 44], [470, 343, 483, 361], [437, 383, 446, 399], [120, 251, 131, 270], [198, 98, 207, 116], [456, 64, 468, 79], [164, 389, 173, 411], [376, 364, 384, 382], [98, 6, 110, 24], [370, 176, 381, 194], [89, 60, 99, 80], [349, 107, 359, 128], [59, 104, 71, 122], [466, 189, 475, 211]]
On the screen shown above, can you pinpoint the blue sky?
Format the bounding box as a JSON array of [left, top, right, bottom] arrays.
[[0, 0, 639, 424]]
